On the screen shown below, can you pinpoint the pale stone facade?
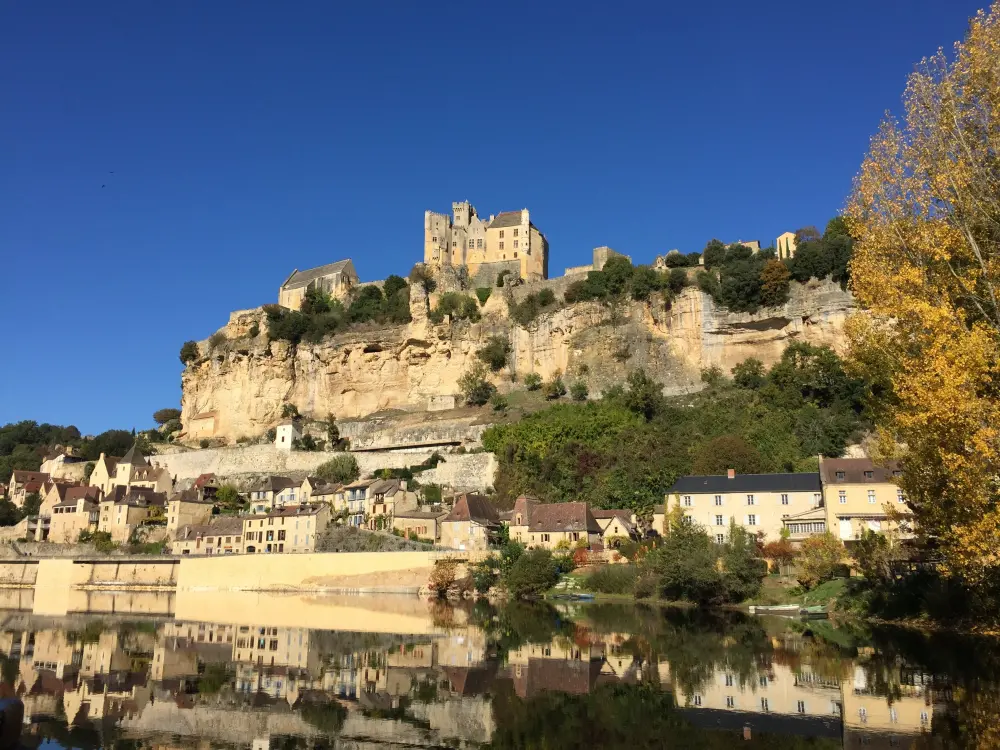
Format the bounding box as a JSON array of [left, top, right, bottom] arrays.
[[278, 259, 358, 310], [564, 246, 630, 276], [508, 497, 602, 550], [242, 503, 330, 554], [819, 457, 913, 542], [776, 231, 797, 260], [166, 490, 215, 534], [48, 498, 99, 543], [275, 420, 301, 452], [424, 201, 548, 282]]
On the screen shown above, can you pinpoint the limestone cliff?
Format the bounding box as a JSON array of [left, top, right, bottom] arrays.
[[180, 281, 854, 443]]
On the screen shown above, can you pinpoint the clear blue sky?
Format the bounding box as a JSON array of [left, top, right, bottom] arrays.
[[0, 0, 986, 434]]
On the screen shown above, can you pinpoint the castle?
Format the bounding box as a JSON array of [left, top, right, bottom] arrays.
[[424, 201, 549, 284]]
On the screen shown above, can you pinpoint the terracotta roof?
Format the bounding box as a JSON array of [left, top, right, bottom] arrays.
[[12, 470, 49, 485], [193, 473, 217, 488], [444, 494, 499, 525], [281, 259, 354, 290], [819, 458, 901, 485], [527, 502, 601, 534], [64, 486, 102, 503]]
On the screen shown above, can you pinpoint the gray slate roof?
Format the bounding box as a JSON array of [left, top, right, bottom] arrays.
[[488, 211, 525, 229], [120, 444, 148, 467], [281, 259, 355, 290], [669, 473, 821, 495]]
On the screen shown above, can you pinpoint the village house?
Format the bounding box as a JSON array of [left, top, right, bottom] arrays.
[[98, 486, 168, 543], [367, 479, 418, 531], [242, 503, 330, 554], [299, 476, 325, 502], [192, 473, 220, 499], [819, 457, 912, 543], [334, 478, 378, 527], [27, 485, 103, 542], [666, 469, 823, 543], [307, 481, 342, 508], [592, 509, 640, 547], [166, 488, 215, 535], [392, 509, 448, 542], [87, 454, 121, 496], [508, 497, 602, 550], [171, 517, 244, 556], [439, 494, 501, 551], [48, 495, 100, 543], [278, 259, 359, 310], [274, 420, 303, 452], [38, 479, 86, 517], [247, 476, 301, 514], [8, 470, 49, 508]]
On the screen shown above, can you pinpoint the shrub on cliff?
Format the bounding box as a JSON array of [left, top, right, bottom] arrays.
[[459, 362, 497, 406], [476, 287, 492, 305], [429, 293, 480, 324], [523, 372, 542, 391], [179, 341, 199, 364], [153, 408, 181, 425], [477, 336, 512, 372], [316, 454, 360, 485]]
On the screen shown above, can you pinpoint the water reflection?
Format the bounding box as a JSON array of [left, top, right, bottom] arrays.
[[0, 599, 996, 748]]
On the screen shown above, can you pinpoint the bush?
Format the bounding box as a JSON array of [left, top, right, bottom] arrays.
[[475, 287, 492, 305], [179, 341, 199, 364], [491, 393, 509, 413], [796, 533, 845, 589], [585, 565, 639, 594], [524, 372, 542, 391], [409, 264, 437, 293], [644, 516, 725, 605], [570, 381, 589, 401], [505, 548, 560, 599], [316, 454, 360, 485], [153, 408, 181, 425], [477, 336, 512, 372], [429, 292, 480, 324], [281, 403, 299, 418], [633, 573, 659, 599], [544, 373, 567, 400], [731, 358, 766, 389], [208, 332, 227, 349], [720, 523, 767, 602], [199, 439, 210, 449], [691, 434, 764, 475], [429, 560, 459, 597], [538, 288, 556, 306], [248, 322, 260, 337], [759, 259, 791, 308], [459, 362, 497, 406]]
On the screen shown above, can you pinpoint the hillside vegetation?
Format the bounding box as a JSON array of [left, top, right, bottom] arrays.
[[482, 342, 867, 512]]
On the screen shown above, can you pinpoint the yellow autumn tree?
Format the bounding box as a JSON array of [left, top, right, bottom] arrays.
[[845, 1, 1000, 584]]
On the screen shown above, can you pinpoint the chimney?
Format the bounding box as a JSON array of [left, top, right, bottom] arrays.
[[727, 468, 736, 479]]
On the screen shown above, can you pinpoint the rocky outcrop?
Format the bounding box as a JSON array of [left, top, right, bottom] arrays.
[[181, 281, 854, 443]]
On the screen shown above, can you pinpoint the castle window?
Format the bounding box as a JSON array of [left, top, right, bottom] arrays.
[[499, 230, 505, 238], [513, 240, 519, 248], [514, 228, 519, 236], [477, 239, 483, 248], [514, 252, 518, 258], [432, 236, 437, 242], [499, 242, 504, 250], [452, 240, 456, 247]]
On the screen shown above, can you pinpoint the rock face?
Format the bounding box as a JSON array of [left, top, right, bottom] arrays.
[[181, 281, 854, 443]]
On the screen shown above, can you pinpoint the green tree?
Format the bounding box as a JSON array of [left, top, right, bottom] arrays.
[[543, 372, 567, 400], [408, 264, 436, 293], [491, 393, 509, 413], [524, 372, 543, 391], [602, 256, 634, 297], [179, 341, 199, 364], [691, 435, 764, 475], [759, 259, 791, 307], [20, 492, 41, 518], [796, 533, 844, 589], [0, 499, 19, 526], [215, 484, 243, 514], [301, 285, 332, 315], [701, 239, 727, 269], [475, 287, 492, 305], [505, 548, 560, 599], [477, 336, 512, 372], [621, 369, 665, 421], [459, 362, 497, 406], [731, 358, 766, 389], [644, 512, 724, 604], [629, 266, 659, 301], [316, 454, 360, 485], [382, 274, 408, 299], [666, 267, 689, 297], [570, 381, 589, 402], [152, 408, 181, 425], [718, 260, 762, 313], [281, 403, 299, 418], [720, 523, 767, 602]]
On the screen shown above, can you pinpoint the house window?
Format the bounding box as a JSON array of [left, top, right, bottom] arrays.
[[452, 240, 456, 247], [864, 470, 874, 479], [715, 515, 723, 526], [920, 711, 929, 725], [513, 228, 519, 237], [839, 490, 847, 504], [477, 239, 482, 248], [716, 534, 725, 544], [499, 242, 504, 250], [431, 236, 437, 242], [868, 490, 876, 504], [747, 514, 757, 526], [714, 495, 723, 506], [682, 496, 692, 507], [542, 533, 550, 542], [270, 639, 279, 650], [892, 470, 902, 477], [835, 471, 845, 480], [814, 492, 821, 505], [759, 675, 768, 687], [797, 700, 806, 714], [781, 494, 789, 505], [859, 707, 868, 722], [761, 698, 769, 712], [889, 708, 898, 723], [693, 695, 702, 706], [514, 251, 518, 258], [726, 696, 735, 708], [499, 230, 505, 238], [277, 530, 286, 540], [747, 494, 755, 505], [725, 674, 734, 687], [513, 240, 519, 248]]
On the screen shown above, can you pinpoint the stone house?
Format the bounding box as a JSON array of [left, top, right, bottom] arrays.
[[439, 494, 501, 551], [333, 478, 378, 527], [592, 509, 640, 546], [248, 476, 300, 514], [171, 517, 244, 556], [508, 499, 602, 550], [8, 470, 49, 508], [48, 497, 99, 543], [38, 479, 85, 517], [87, 454, 121, 496], [166, 489, 215, 535], [776, 231, 798, 260], [819, 457, 912, 543], [667, 469, 823, 543], [242, 503, 330, 554], [98, 486, 168, 543], [278, 259, 358, 310], [392, 509, 449, 542], [424, 201, 549, 283], [299, 476, 324, 502], [367, 479, 418, 531], [274, 420, 302, 452]]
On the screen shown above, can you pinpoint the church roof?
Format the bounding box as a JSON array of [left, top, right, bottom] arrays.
[[281, 259, 355, 290], [120, 443, 148, 467]]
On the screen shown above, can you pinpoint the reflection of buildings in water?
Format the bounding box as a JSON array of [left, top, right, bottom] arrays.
[[842, 665, 946, 747]]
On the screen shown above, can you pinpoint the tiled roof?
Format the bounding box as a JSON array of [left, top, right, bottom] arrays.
[[245, 503, 327, 520], [394, 509, 449, 520], [527, 502, 601, 533], [193, 473, 217, 488], [251, 475, 299, 493], [169, 488, 214, 505], [281, 259, 354, 290], [64, 486, 102, 503], [309, 483, 342, 496], [444, 494, 499, 525], [12, 470, 49, 485], [176, 517, 244, 539], [120, 444, 149, 467], [488, 211, 526, 229], [369, 479, 403, 497], [669, 472, 821, 495], [592, 509, 632, 521], [819, 458, 901, 485]]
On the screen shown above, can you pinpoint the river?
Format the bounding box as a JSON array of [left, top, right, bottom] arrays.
[[2, 592, 996, 749]]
